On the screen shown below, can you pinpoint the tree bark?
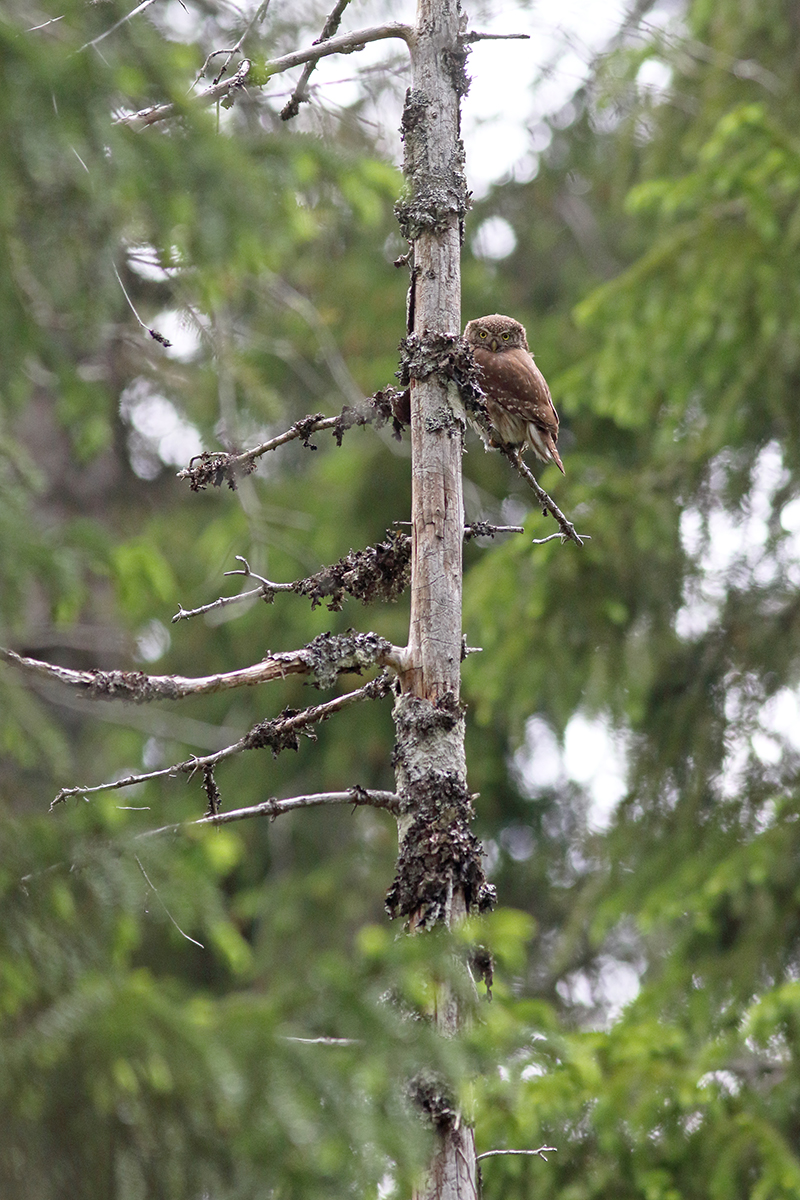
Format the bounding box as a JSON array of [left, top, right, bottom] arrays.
[[402, 0, 466, 703], [391, 3, 486, 1198]]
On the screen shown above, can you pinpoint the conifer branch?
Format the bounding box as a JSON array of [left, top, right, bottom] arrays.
[[500, 447, 589, 547]]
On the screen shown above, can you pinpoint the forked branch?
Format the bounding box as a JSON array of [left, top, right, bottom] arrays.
[[117, 23, 414, 129], [51, 674, 393, 809], [501, 447, 589, 547]]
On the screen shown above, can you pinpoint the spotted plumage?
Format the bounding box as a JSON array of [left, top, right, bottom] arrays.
[[464, 313, 564, 474]]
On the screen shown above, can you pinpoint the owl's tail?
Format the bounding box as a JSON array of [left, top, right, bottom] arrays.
[[550, 444, 565, 475], [528, 425, 565, 475]]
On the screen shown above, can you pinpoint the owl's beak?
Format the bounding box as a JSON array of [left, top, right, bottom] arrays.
[[489, 337, 499, 352]]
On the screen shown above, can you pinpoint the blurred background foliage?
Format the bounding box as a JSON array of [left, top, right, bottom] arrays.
[[3, 0, 800, 1196]]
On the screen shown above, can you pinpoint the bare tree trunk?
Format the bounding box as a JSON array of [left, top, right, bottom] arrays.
[[389, 3, 490, 1197], [403, 0, 465, 705]]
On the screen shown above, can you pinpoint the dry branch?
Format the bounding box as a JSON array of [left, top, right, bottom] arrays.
[[177, 391, 404, 490], [116, 23, 414, 130], [2, 631, 402, 704], [281, 0, 353, 121], [51, 674, 393, 809], [501, 447, 588, 546], [139, 786, 400, 837]]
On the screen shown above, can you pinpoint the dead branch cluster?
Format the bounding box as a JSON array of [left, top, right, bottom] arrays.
[[4, 364, 584, 819]]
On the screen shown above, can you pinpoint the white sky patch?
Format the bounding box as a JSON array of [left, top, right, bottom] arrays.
[[120, 377, 204, 478], [151, 308, 204, 362], [676, 442, 793, 640], [556, 954, 640, 1024], [563, 714, 628, 830], [518, 712, 628, 831], [471, 215, 518, 260], [135, 618, 172, 663], [290, 0, 649, 197], [636, 56, 673, 95], [125, 243, 179, 283]]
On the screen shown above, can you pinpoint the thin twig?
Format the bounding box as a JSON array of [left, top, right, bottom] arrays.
[[501, 448, 588, 547], [462, 32, 531, 43], [281, 0, 352, 121], [112, 260, 172, 347], [134, 854, 204, 947], [28, 16, 65, 32], [172, 555, 294, 623], [116, 23, 414, 129], [530, 532, 578, 546], [78, 0, 158, 53], [172, 585, 267, 624], [209, 0, 273, 86], [477, 1147, 557, 1163], [138, 787, 400, 837]]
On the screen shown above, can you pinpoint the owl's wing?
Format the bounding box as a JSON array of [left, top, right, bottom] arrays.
[[474, 347, 559, 436]]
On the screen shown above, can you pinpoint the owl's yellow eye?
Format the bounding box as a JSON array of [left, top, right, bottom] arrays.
[[478, 330, 487, 339], [502, 332, 510, 340]]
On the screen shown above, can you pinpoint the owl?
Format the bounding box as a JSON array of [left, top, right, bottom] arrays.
[[464, 313, 564, 474]]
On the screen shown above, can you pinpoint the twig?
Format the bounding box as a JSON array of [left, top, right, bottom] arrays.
[[51, 678, 393, 809], [134, 854, 204, 948], [464, 522, 524, 539], [172, 585, 269, 623], [78, 0, 158, 53], [112, 260, 172, 347], [281, 0, 352, 121], [477, 1147, 557, 1163], [28, 16, 65, 32], [531, 532, 579, 546], [500, 448, 588, 547], [138, 787, 400, 837], [172, 555, 293, 623], [209, 0, 273, 86], [462, 32, 531, 43], [117, 23, 414, 129]]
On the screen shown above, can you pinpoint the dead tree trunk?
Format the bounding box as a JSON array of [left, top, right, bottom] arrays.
[[389, 3, 493, 1197]]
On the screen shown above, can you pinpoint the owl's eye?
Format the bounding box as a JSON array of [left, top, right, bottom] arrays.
[[478, 330, 487, 339], [502, 332, 510, 341]]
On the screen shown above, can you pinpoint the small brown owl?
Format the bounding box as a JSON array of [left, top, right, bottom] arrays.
[[464, 313, 564, 474]]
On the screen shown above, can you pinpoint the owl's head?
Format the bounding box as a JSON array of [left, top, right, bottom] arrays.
[[464, 313, 528, 353]]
